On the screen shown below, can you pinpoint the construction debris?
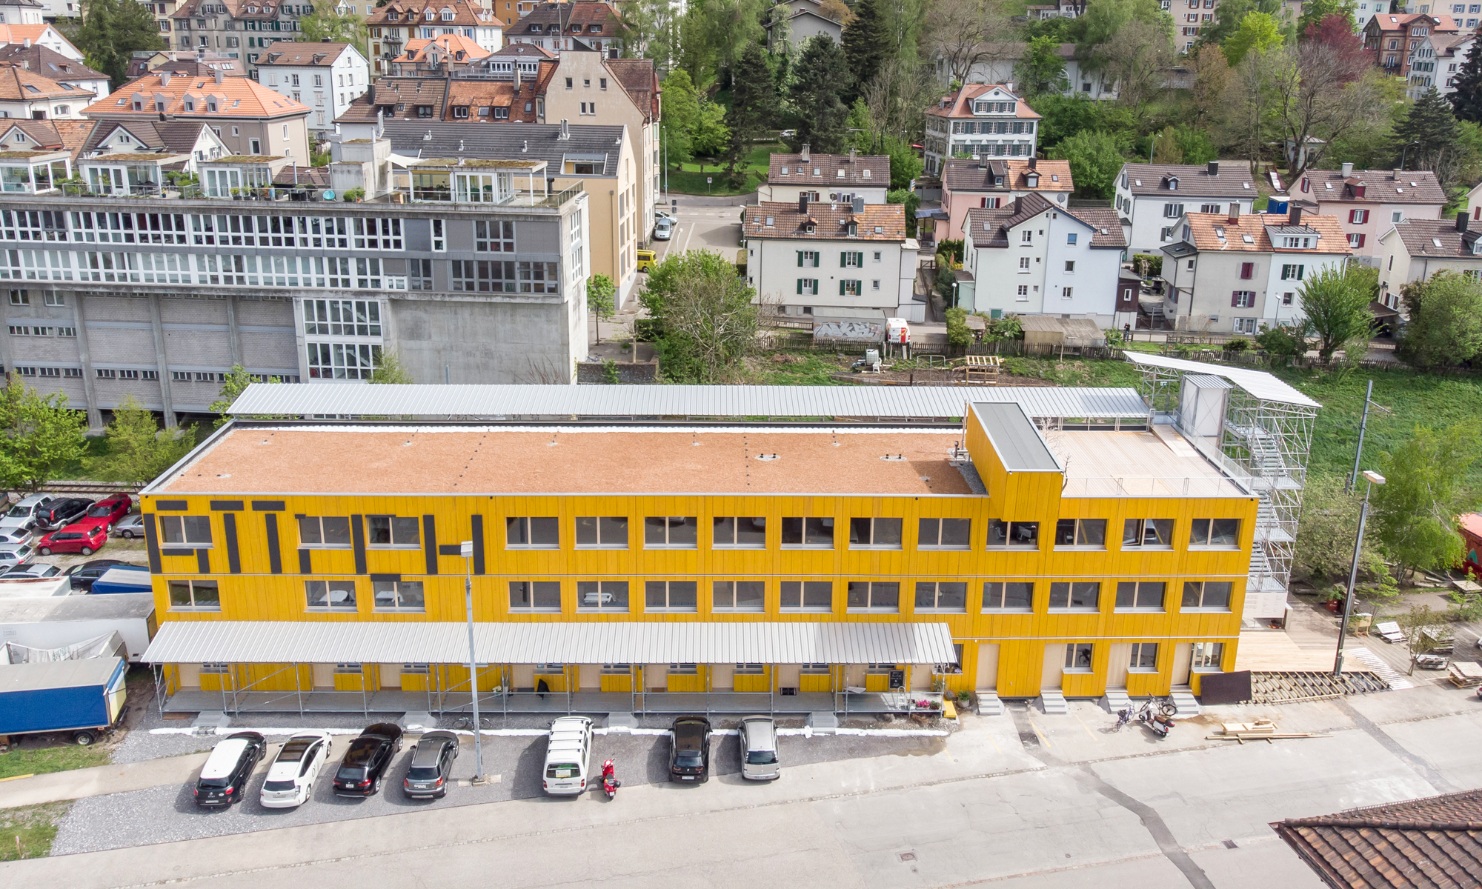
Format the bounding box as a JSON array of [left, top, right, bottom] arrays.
[[1250, 670, 1389, 704], [1447, 661, 1482, 688], [1207, 719, 1328, 743]]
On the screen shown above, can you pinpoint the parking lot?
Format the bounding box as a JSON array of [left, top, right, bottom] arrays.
[[652, 195, 750, 264]]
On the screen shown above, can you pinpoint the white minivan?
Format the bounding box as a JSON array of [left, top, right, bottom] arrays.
[[542, 716, 593, 796]]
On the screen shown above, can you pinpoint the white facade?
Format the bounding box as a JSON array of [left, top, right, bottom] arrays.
[[256, 47, 371, 134], [923, 84, 1038, 175], [1114, 162, 1257, 255], [960, 49, 1117, 101], [1375, 216, 1482, 310]]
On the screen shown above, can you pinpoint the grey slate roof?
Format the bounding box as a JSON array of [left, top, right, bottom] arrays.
[[1120, 162, 1256, 199], [1298, 167, 1447, 206], [768, 151, 889, 186], [81, 119, 211, 156], [966, 193, 1125, 248], [0, 44, 105, 84], [1389, 218, 1482, 258], [378, 119, 625, 177]]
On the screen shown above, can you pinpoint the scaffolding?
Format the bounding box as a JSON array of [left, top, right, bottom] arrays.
[[1130, 356, 1317, 624]]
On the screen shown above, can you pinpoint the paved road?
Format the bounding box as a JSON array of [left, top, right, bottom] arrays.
[[655, 193, 752, 263], [8, 683, 1482, 887]]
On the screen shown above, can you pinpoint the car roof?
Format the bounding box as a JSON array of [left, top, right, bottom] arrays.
[[418, 730, 458, 743], [361, 722, 402, 736], [201, 738, 253, 778]]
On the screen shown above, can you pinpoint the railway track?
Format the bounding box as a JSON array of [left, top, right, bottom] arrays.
[[34, 481, 138, 496]]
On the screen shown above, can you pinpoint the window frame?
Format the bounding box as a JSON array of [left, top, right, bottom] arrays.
[[168, 578, 220, 610], [1191, 641, 1225, 671], [576, 579, 630, 613], [845, 580, 900, 613], [304, 579, 357, 611], [371, 579, 425, 612], [847, 517, 902, 549], [1114, 580, 1166, 611], [780, 516, 834, 549], [1063, 643, 1094, 673], [1189, 518, 1241, 547], [159, 514, 212, 546], [643, 516, 698, 549], [712, 579, 766, 612], [1182, 580, 1234, 611], [914, 580, 968, 612], [508, 580, 561, 612], [986, 519, 1039, 549], [575, 516, 629, 549], [505, 516, 559, 549], [1129, 642, 1159, 673], [1048, 581, 1100, 611], [1122, 518, 1174, 549], [1053, 518, 1106, 549], [712, 516, 767, 549], [917, 517, 970, 549], [779, 580, 832, 612], [366, 515, 420, 548], [644, 580, 699, 612], [983, 581, 1034, 612]]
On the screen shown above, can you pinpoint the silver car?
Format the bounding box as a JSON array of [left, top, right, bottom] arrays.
[[738, 716, 780, 781], [0, 543, 34, 571], [111, 514, 146, 538]]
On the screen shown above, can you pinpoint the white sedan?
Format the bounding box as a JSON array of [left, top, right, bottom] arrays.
[[260, 731, 333, 808], [653, 217, 675, 240]]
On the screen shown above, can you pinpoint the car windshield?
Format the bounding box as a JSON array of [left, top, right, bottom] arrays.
[[262, 779, 297, 792], [87, 506, 111, 517], [341, 741, 379, 766], [674, 752, 703, 766], [746, 750, 778, 765], [197, 776, 230, 788], [5, 506, 28, 518]]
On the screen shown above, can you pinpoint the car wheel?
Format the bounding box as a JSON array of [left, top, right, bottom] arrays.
[[122, 530, 135, 539], [38, 547, 50, 556], [373, 776, 382, 795], [80, 546, 93, 556], [73, 730, 97, 745]]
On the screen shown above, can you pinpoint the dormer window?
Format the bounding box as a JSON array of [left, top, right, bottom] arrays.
[[441, 6, 454, 19], [184, 97, 195, 111], [836, 169, 844, 178], [1166, 176, 1179, 190], [206, 98, 218, 112], [781, 166, 789, 175], [862, 169, 871, 179], [1026, 173, 1039, 187], [530, 22, 541, 31], [425, 8, 434, 19], [132, 100, 144, 111], [803, 222, 815, 233], [847, 221, 858, 236]]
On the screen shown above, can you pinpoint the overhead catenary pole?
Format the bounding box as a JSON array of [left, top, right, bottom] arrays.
[[1334, 471, 1385, 677], [460, 540, 485, 784], [1346, 380, 1390, 494]]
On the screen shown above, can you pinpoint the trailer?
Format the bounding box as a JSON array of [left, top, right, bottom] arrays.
[[0, 656, 127, 746], [89, 567, 151, 596]]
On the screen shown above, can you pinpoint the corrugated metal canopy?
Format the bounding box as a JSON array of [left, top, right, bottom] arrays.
[[1122, 353, 1319, 408], [227, 384, 1151, 422], [142, 621, 959, 666]]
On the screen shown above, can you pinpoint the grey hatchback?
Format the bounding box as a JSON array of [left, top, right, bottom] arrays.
[[739, 716, 780, 781], [403, 730, 459, 799]]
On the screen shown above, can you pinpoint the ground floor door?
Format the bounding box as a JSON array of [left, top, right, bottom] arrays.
[[311, 663, 335, 690], [177, 662, 200, 690], [1104, 644, 1131, 690], [1172, 643, 1193, 686], [976, 643, 999, 690], [1040, 645, 1064, 692], [710, 664, 734, 691], [578, 664, 600, 691], [644, 664, 668, 692], [909, 664, 931, 691]]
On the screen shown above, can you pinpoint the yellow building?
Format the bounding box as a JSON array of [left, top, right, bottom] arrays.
[[140, 364, 1317, 715]]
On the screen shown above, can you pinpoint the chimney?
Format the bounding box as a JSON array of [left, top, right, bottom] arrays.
[[1392, 168, 1402, 180], [1458, 211, 1470, 233], [1290, 206, 1303, 227], [852, 195, 865, 214], [798, 193, 809, 214], [1028, 156, 1036, 170], [1341, 161, 1354, 178], [1227, 204, 1240, 224], [514, 63, 521, 89], [1207, 160, 1219, 176], [800, 143, 810, 163], [213, 68, 223, 85], [160, 70, 171, 87], [848, 147, 856, 163], [559, 118, 569, 140]]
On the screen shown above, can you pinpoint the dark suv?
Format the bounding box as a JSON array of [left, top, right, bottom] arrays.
[[35, 498, 91, 531], [332, 723, 404, 797], [403, 730, 459, 799], [668, 716, 712, 783], [194, 731, 266, 807]]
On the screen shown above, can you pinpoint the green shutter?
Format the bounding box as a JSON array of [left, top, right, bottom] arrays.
[[839, 280, 846, 295], [796, 250, 803, 267], [855, 252, 863, 267], [796, 279, 803, 294]]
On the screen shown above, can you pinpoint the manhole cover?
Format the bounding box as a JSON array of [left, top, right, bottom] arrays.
[[1018, 730, 1040, 747], [898, 852, 917, 862]]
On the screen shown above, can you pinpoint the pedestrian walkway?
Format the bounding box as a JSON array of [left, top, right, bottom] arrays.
[[0, 751, 208, 810], [1349, 646, 1416, 690]]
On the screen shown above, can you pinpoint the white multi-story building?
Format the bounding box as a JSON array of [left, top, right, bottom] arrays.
[[742, 197, 921, 323], [254, 41, 370, 136], [1375, 214, 1482, 311], [957, 192, 1127, 325], [1407, 28, 1473, 97], [937, 157, 1073, 248], [952, 43, 1117, 101], [756, 149, 889, 205], [1114, 161, 1258, 255], [366, 0, 506, 75], [1159, 207, 1351, 334], [922, 83, 1038, 175], [1288, 164, 1447, 263], [1437, 0, 1482, 30]]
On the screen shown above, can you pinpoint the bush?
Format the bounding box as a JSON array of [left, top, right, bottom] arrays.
[[945, 307, 972, 348], [1255, 323, 1307, 364], [1131, 254, 1162, 278], [1226, 337, 1250, 352], [936, 239, 964, 266]]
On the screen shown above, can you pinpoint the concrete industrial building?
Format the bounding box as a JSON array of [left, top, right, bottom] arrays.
[[138, 368, 1315, 715]]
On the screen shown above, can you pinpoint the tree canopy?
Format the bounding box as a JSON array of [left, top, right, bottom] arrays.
[[69, 0, 165, 87], [1371, 424, 1480, 583], [1049, 130, 1127, 199], [788, 36, 852, 153], [87, 396, 193, 486], [638, 250, 760, 383], [297, 3, 368, 45], [1452, 33, 1482, 123], [0, 376, 87, 492], [1396, 271, 1482, 369], [1297, 264, 1375, 362]]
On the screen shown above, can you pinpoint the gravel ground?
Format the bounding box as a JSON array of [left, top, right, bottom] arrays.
[[53, 716, 947, 855]]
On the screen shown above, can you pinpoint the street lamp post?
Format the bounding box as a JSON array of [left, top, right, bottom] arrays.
[[460, 540, 484, 784], [1346, 380, 1391, 494], [1333, 470, 1386, 677]]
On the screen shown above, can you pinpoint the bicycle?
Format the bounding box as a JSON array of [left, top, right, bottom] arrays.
[[1112, 706, 1132, 732]]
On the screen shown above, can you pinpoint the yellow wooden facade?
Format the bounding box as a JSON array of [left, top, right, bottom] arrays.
[[147, 415, 1257, 701]]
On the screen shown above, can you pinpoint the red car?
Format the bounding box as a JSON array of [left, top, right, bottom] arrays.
[[74, 494, 132, 533], [36, 523, 108, 556]]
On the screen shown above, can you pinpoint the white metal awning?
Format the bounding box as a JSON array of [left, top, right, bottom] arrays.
[[142, 621, 959, 666]]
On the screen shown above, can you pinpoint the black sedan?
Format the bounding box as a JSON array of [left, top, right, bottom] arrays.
[[64, 559, 133, 591], [332, 723, 404, 797], [668, 716, 712, 783], [403, 730, 459, 799]]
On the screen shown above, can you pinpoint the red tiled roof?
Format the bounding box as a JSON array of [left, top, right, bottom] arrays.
[[84, 71, 310, 118], [743, 200, 907, 241], [925, 83, 1040, 121]]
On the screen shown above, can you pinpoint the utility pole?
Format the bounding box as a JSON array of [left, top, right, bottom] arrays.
[[1346, 380, 1391, 494]]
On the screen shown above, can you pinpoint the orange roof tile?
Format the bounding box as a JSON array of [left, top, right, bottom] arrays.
[[84, 71, 310, 119], [1181, 211, 1351, 255]]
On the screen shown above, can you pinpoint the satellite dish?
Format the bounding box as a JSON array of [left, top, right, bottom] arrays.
[[322, 189, 336, 201]]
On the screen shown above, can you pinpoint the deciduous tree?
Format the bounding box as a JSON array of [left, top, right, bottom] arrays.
[[87, 396, 193, 486], [369, 351, 413, 384], [638, 251, 760, 383], [209, 365, 281, 427], [297, 3, 368, 46], [1296, 0, 1357, 36], [1223, 11, 1284, 65], [788, 35, 852, 153], [1016, 35, 1068, 99], [660, 70, 700, 166], [586, 274, 617, 345], [1049, 130, 1126, 199], [921, 0, 1014, 86], [0, 376, 86, 492], [1297, 264, 1375, 361], [1371, 424, 1480, 584], [1396, 271, 1482, 368], [1292, 476, 1389, 587]]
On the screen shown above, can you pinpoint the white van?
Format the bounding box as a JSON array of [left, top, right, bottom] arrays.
[[542, 716, 593, 796]]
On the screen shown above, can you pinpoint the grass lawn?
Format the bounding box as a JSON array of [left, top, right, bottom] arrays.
[[667, 143, 781, 196], [0, 743, 110, 780], [747, 353, 854, 385], [0, 802, 69, 861]]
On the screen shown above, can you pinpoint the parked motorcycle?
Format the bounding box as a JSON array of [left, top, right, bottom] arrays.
[[601, 758, 620, 799], [1136, 700, 1176, 738]]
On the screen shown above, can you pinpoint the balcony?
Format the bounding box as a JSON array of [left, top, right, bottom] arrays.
[[386, 158, 577, 207], [79, 155, 189, 197], [0, 151, 72, 194]]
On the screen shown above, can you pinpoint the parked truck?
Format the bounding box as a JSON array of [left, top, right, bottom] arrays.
[[0, 656, 127, 745], [88, 567, 151, 596]]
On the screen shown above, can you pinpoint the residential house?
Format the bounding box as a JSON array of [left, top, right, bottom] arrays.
[[1406, 28, 1474, 98], [1159, 207, 1351, 334], [74, 118, 230, 194], [1288, 163, 1446, 263], [1114, 161, 1257, 255], [954, 43, 1117, 100], [1025, 0, 1085, 17], [938, 156, 1074, 247], [504, 1, 621, 56], [127, 49, 246, 80], [254, 41, 369, 135], [169, 0, 319, 77], [0, 0, 48, 25], [0, 22, 82, 60], [957, 192, 1127, 325], [0, 116, 91, 160], [366, 0, 506, 75], [0, 63, 90, 118], [764, 0, 843, 52], [83, 69, 311, 164], [1438, 0, 1482, 29], [1363, 12, 1459, 77], [389, 33, 495, 75], [1375, 214, 1482, 311], [0, 44, 109, 104], [923, 83, 1039, 175], [756, 148, 890, 205], [742, 197, 921, 322]]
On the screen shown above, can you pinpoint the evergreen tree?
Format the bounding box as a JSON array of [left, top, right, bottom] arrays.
[[1451, 36, 1482, 123], [69, 0, 165, 88], [726, 43, 777, 182], [787, 36, 852, 154], [842, 0, 889, 103], [1395, 87, 1461, 173]]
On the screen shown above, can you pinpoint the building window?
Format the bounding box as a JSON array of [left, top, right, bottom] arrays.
[[713, 516, 766, 548], [576, 516, 628, 548], [1115, 581, 1166, 610], [1191, 641, 1225, 670], [1016, 285, 1029, 299], [298, 516, 351, 548], [780, 580, 832, 612], [509, 580, 561, 611], [644, 516, 698, 548], [797, 278, 819, 295], [1234, 318, 1257, 334], [645, 580, 698, 612], [914, 581, 967, 612], [1200, 203, 1221, 214], [983, 581, 1033, 611], [367, 515, 420, 547], [506, 516, 559, 548], [1348, 233, 1366, 248], [1129, 642, 1159, 673], [1239, 261, 1254, 280], [372, 579, 425, 611], [1018, 256, 1031, 271], [305, 579, 356, 610], [846, 581, 899, 612], [713, 580, 766, 612], [781, 517, 834, 548], [577, 580, 629, 612], [475, 219, 515, 252], [840, 279, 863, 296], [1349, 209, 1368, 224], [1189, 518, 1240, 547], [1182, 581, 1234, 611], [1064, 643, 1093, 672], [987, 519, 1039, 548], [1066, 232, 1077, 245], [841, 251, 863, 268], [168, 579, 220, 610], [1048, 581, 1100, 611], [159, 515, 212, 546], [1123, 518, 1174, 548], [848, 517, 902, 549], [1064, 260, 1075, 273], [1053, 518, 1106, 548], [1163, 202, 1184, 218], [918, 517, 970, 549], [1280, 263, 1304, 280], [431, 218, 445, 251], [43, 292, 63, 306]]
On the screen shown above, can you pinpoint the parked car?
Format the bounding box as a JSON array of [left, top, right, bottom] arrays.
[[260, 731, 333, 808], [64, 558, 134, 591], [738, 716, 780, 781], [0, 543, 34, 571], [669, 716, 712, 783], [653, 216, 675, 241], [77, 494, 133, 533], [403, 730, 459, 799], [110, 514, 146, 539], [0, 563, 60, 579], [194, 731, 267, 807], [542, 716, 593, 796], [636, 248, 655, 272], [35, 498, 92, 531], [332, 723, 404, 797], [0, 527, 33, 546], [36, 523, 108, 556], [0, 494, 53, 534]]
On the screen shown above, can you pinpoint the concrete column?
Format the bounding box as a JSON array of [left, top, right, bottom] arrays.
[[147, 293, 177, 428], [71, 291, 102, 429], [225, 292, 242, 368]]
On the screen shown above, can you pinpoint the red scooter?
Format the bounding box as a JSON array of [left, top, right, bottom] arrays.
[[601, 758, 620, 799]]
